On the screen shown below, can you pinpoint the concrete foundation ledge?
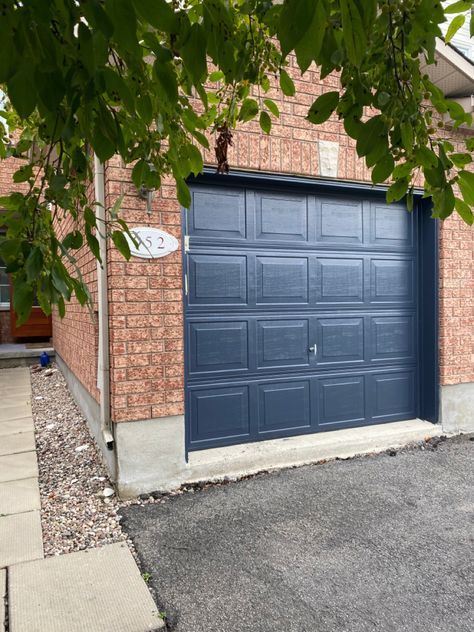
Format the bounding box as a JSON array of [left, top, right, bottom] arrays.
[[185, 419, 443, 485], [114, 416, 443, 498], [55, 353, 116, 480], [441, 383, 474, 434], [0, 346, 55, 368]]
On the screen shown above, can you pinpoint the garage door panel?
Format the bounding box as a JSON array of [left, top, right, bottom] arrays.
[[369, 370, 416, 421], [188, 187, 247, 239], [188, 254, 248, 306], [189, 386, 250, 444], [370, 258, 414, 305], [316, 317, 364, 366], [369, 203, 414, 248], [256, 256, 309, 305], [258, 381, 311, 433], [316, 197, 364, 245], [255, 192, 309, 242], [318, 376, 365, 425], [369, 315, 415, 363], [316, 257, 364, 304], [188, 322, 248, 376], [257, 319, 310, 369]]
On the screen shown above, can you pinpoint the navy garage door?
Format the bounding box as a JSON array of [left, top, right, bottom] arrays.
[[184, 182, 418, 451]]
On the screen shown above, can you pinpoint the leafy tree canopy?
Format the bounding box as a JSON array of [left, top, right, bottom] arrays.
[[0, 0, 473, 322]]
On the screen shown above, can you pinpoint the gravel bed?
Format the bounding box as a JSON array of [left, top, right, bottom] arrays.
[[29, 362, 203, 558], [30, 363, 132, 557]]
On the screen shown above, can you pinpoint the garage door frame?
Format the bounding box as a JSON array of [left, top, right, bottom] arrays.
[[183, 169, 439, 454]]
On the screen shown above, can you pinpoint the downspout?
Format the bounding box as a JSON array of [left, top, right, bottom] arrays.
[[94, 154, 114, 450]]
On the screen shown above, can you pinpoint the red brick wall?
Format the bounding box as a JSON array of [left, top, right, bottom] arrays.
[[439, 214, 474, 385], [106, 160, 183, 422], [0, 311, 13, 344], [52, 181, 100, 402]]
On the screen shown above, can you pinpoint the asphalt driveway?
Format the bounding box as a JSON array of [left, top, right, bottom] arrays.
[[120, 435, 474, 632]]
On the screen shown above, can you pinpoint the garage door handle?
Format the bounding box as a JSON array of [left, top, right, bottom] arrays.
[[309, 344, 317, 357]]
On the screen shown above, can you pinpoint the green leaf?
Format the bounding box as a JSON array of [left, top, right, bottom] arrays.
[[278, 0, 317, 57], [112, 230, 131, 260], [91, 128, 115, 162], [176, 178, 191, 209], [209, 70, 224, 82], [263, 99, 280, 118], [450, 152, 472, 168], [85, 229, 101, 262], [25, 247, 43, 283], [445, 14, 465, 43], [433, 185, 455, 219], [62, 231, 83, 250], [153, 61, 178, 105], [106, 0, 139, 53], [340, 0, 366, 66], [57, 296, 66, 319], [392, 162, 414, 179], [84, 206, 97, 228], [356, 116, 386, 158], [454, 197, 474, 225], [181, 24, 207, 85], [13, 281, 33, 325], [239, 98, 259, 122], [186, 144, 203, 176], [445, 1, 472, 13], [52, 263, 71, 299], [387, 178, 409, 203], [136, 94, 153, 125], [131, 159, 148, 188], [458, 170, 474, 206], [294, 0, 327, 72], [372, 154, 395, 184], [400, 123, 414, 151], [259, 111, 272, 134], [13, 165, 33, 183], [190, 129, 210, 150], [307, 91, 339, 124], [279, 69, 295, 97], [7, 66, 36, 119], [132, 0, 178, 32], [416, 146, 438, 169]]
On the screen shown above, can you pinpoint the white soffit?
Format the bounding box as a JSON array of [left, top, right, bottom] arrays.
[[422, 39, 474, 98]]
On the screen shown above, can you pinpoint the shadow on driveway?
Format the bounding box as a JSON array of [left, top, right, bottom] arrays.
[[120, 435, 474, 632]]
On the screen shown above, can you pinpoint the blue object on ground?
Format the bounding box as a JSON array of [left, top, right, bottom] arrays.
[[39, 352, 50, 367]]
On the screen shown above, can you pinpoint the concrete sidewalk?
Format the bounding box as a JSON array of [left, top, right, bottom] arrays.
[[0, 367, 164, 632]]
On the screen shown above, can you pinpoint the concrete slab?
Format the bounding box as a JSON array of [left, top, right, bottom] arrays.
[[0, 478, 41, 516], [1, 394, 31, 407], [0, 417, 34, 436], [0, 511, 43, 568], [0, 369, 31, 382], [185, 418, 443, 487], [0, 432, 36, 456], [0, 405, 31, 422], [0, 568, 5, 631], [0, 452, 38, 483], [9, 542, 164, 631], [0, 380, 31, 389]]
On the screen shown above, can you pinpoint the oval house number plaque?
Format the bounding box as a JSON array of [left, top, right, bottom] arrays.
[[125, 227, 179, 259]]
